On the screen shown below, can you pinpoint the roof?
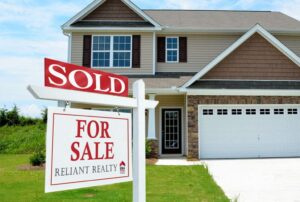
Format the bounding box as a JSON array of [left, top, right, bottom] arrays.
[[127, 73, 194, 89], [182, 24, 300, 88], [144, 10, 300, 32], [190, 80, 300, 90], [71, 21, 154, 28], [62, 0, 161, 31]]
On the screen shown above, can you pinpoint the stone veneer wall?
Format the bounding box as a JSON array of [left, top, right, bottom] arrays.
[[187, 96, 300, 159]]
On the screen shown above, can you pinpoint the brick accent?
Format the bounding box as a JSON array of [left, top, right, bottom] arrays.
[[187, 96, 300, 159], [147, 139, 159, 158]]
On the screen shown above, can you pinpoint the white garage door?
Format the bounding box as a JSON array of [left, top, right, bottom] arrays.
[[199, 105, 300, 159]]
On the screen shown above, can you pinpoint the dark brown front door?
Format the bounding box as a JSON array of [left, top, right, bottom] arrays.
[[161, 108, 182, 154]]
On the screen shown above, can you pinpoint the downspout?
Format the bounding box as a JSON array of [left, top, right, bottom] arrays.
[[152, 31, 156, 75], [57, 32, 72, 108]]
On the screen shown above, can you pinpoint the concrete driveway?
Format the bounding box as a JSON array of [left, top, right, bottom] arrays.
[[203, 158, 300, 202]]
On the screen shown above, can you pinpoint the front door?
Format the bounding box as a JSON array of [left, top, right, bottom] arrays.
[[161, 108, 182, 154]]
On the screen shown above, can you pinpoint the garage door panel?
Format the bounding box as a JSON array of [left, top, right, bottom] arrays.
[[199, 105, 300, 159]]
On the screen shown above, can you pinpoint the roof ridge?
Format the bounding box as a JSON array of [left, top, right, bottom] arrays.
[[143, 9, 273, 12]]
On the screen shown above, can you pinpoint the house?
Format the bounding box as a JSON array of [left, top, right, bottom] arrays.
[[62, 0, 300, 159]]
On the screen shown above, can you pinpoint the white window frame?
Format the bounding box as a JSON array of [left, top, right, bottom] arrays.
[[165, 36, 179, 63], [91, 35, 132, 68]]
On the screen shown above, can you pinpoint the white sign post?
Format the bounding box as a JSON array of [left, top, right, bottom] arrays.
[[28, 80, 157, 202]]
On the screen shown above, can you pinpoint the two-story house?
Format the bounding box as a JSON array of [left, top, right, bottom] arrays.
[[62, 0, 300, 159]]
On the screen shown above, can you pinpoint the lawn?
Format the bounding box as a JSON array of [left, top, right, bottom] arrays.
[[0, 123, 45, 154], [0, 154, 229, 202]]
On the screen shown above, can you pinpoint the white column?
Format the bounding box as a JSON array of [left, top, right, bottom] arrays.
[[133, 80, 146, 202], [147, 94, 156, 140]]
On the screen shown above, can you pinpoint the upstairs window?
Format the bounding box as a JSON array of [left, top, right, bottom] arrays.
[[166, 37, 179, 63], [92, 35, 132, 68]]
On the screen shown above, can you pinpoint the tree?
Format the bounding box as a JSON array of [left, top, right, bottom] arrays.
[[0, 108, 8, 126], [41, 108, 47, 123], [6, 105, 20, 126]]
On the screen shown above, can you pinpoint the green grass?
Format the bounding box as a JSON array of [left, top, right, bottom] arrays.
[[0, 155, 229, 202], [0, 123, 46, 154]]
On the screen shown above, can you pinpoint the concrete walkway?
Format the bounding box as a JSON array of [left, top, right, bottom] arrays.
[[203, 158, 300, 202]]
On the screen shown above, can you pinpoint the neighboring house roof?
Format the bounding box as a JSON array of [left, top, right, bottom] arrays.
[[144, 10, 300, 33], [182, 24, 300, 88]]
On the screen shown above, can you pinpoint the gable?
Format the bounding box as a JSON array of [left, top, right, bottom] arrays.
[[81, 0, 145, 22], [201, 33, 300, 80]]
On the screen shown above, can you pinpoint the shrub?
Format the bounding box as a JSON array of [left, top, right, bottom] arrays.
[[29, 150, 45, 166], [19, 116, 39, 126], [146, 140, 152, 158]]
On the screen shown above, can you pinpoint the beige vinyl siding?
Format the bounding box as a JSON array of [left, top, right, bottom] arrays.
[[275, 35, 300, 57], [154, 95, 186, 155], [157, 34, 241, 72], [71, 32, 153, 74]]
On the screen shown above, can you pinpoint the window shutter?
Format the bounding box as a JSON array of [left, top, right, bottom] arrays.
[[157, 37, 166, 62], [83, 35, 92, 67], [179, 37, 187, 63], [132, 35, 141, 68]]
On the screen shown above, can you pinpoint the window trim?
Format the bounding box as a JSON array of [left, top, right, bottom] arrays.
[[91, 35, 132, 69], [165, 36, 179, 63]]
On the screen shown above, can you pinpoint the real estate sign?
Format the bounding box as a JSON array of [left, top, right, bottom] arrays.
[[44, 58, 129, 97], [45, 107, 132, 192]]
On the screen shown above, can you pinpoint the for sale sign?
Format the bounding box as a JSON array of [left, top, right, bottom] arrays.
[[45, 107, 132, 192]]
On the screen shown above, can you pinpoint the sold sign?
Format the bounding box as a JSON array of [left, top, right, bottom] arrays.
[[44, 58, 128, 97]]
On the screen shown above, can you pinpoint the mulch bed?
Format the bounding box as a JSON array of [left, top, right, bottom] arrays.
[[17, 164, 45, 171]]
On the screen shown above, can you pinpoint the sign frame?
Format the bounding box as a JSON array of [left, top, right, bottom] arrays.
[[45, 107, 132, 193], [28, 58, 158, 202]]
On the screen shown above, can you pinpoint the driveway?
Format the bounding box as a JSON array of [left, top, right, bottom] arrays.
[[203, 158, 300, 202]]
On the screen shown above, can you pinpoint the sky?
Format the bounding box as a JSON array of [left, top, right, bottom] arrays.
[[1, 0, 300, 117]]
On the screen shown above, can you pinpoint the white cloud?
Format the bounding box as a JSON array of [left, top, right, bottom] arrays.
[[275, 0, 300, 21], [19, 104, 43, 118], [0, 1, 85, 33]]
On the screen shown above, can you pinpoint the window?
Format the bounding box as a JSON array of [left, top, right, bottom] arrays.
[[92, 36, 110, 67], [260, 109, 270, 115], [288, 108, 298, 115], [274, 109, 284, 115], [203, 109, 213, 115], [232, 109, 242, 115], [217, 109, 228, 115], [92, 35, 132, 68], [166, 37, 178, 63], [246, 109, 256, 115]]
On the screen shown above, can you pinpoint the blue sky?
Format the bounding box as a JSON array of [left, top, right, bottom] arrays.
[[1, 0, 300, 117]]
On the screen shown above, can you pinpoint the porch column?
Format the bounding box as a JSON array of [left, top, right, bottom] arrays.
[[147, 94, 156, 140]]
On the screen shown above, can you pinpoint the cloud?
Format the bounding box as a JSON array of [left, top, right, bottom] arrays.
[[0, 0, 86, 34], [19, 104, 43, 118], [276, 0, 300, 21]]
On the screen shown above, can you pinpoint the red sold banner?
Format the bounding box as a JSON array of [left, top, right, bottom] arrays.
[[44, 58, 128, 97]]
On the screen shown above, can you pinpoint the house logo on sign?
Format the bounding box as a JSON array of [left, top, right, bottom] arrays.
[[120, 161, 126, 174]]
